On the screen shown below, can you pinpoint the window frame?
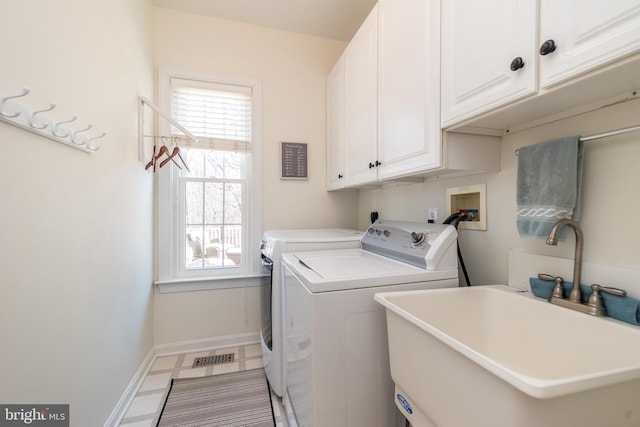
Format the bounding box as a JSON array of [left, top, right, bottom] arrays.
[[155, 67, 264, 292]]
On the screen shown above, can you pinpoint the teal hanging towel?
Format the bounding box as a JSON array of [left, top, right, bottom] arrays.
[[516, 136, 584, 239]]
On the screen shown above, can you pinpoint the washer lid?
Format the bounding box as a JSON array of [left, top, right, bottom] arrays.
[[296, 249, 413, 280], [285, 249, 457, 292]]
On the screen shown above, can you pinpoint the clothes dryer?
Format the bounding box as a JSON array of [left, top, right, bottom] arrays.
[[259, 228, 362, 397]]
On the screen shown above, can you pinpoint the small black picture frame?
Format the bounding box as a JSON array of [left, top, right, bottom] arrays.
[[281, 142, 308, 179]]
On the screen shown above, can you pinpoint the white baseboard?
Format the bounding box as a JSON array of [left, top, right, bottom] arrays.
[[154, 332, 260, 357], [104, 332, 260, 427], [103, 347, 156, 427]]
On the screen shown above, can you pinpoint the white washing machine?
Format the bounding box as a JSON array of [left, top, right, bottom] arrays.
[[259, 228, 363, 397], [282, 220, 459, 427]]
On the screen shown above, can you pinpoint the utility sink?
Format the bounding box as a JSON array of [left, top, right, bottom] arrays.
[[374, 285, 640, 427]]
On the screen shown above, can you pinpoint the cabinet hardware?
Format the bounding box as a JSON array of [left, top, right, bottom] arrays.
[[539, 39, 557, 56], [510, 57, 525, 71]]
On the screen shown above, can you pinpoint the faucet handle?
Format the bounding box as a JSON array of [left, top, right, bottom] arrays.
[[587, 284, 627, 311], [538, 273, 562, 282], [591, 284, 627, 297], [538, 273, 564, 299]]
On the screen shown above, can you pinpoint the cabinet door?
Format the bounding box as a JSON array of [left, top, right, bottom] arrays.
[[377, 0, 441, 179], [441, 0, 538, 127], [326, 55, 346, 191], [344, 6, 378, 187], [540, 0, 640, 88]]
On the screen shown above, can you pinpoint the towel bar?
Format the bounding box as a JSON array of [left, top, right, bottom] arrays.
[[515, 124, 640, 155]]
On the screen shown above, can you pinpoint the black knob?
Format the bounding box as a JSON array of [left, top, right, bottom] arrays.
[[369, 162, 375, 169], [338, 174, 343, 179], [510, 57, 525, 71], [410, 232, 426, 245], [375, 160, 382, 166], [539, 39, 556, 56]]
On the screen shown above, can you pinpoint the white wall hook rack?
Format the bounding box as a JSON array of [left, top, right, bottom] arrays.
[[0, 86, 105, 153], [28, 102, 56, 129]]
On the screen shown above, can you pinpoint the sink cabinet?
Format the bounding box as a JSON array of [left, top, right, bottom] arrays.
[[442, 0, 640, 128]]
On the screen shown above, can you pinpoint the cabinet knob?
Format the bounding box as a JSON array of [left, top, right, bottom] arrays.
[[338, 174, 343, 179], [375, 160, 382, 167], [369, 162, 375, 169], [510, 57, 525, 71], [539, 39, 557, 56]]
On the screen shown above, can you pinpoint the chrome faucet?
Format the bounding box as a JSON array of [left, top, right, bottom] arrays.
[[546, 219, 583, 303]]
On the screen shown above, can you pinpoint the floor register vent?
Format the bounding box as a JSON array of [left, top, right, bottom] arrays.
[[192, 353, 235, 368]]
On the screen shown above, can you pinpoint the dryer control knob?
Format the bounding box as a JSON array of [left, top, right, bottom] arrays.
[[383, 230, 390, 237], [410, 232, 426, 246]]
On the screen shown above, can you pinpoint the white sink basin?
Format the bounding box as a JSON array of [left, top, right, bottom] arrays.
[[374, 285, 640, 427]]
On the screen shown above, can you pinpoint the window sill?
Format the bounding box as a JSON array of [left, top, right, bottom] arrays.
[[155, 273, 268, 294]]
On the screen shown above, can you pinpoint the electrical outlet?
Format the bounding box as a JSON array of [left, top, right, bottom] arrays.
[[428, 208, 438, 223]]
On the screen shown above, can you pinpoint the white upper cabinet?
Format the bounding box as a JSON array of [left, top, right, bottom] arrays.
[[377, 0, 442, 180], [441, 0, 538, 127], [327, 0, 502, 190], [442, 0, 640, 130], [326, 55, 346, 191], [331, 0, 445, 189], [343, 5, 378, 188], [539, 0, 640, 88]]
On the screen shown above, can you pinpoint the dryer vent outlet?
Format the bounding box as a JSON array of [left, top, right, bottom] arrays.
[[192, 353, 235, 368]]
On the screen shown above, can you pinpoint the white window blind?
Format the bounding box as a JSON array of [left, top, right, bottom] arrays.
[[156, 68, 263, 289], [171, 77, 252, 152]]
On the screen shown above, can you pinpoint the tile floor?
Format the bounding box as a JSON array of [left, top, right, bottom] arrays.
[[118, 343, 288, 427]]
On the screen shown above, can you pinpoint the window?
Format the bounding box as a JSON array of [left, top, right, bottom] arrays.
[[156, 68, 263, 288], [181, 148, 245, 270]]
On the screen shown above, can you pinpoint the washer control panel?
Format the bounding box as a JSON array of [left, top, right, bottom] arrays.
[[362, 220, 457, 270]]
